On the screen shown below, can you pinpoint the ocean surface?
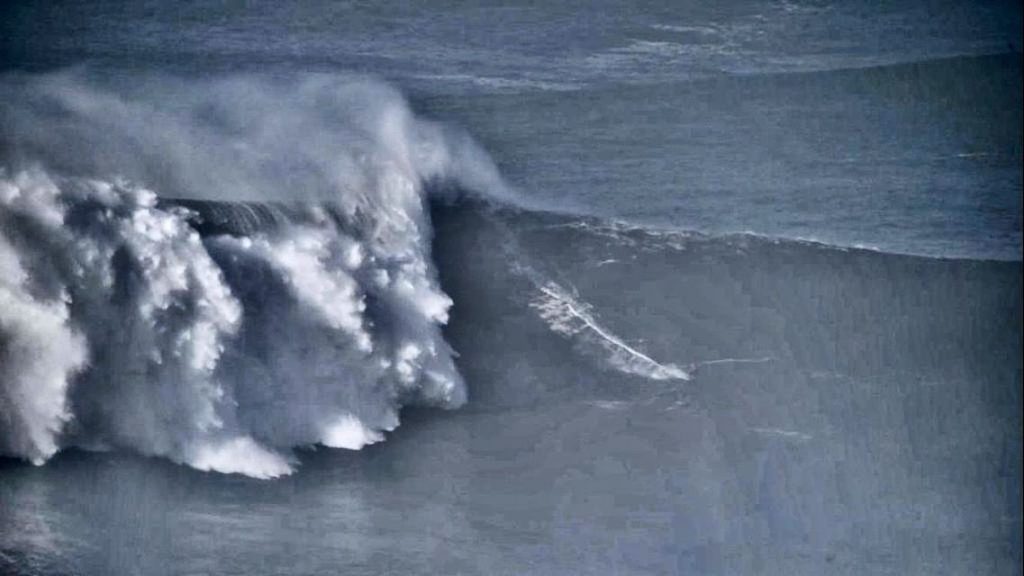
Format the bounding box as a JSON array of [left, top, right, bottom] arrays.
[[1, 1, 1021, 575]]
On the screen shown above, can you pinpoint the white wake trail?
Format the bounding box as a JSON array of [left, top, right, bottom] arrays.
[[531, 281, 690, 381]]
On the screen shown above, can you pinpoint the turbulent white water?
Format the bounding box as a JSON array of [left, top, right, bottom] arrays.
[[0, 72, 508, 478]]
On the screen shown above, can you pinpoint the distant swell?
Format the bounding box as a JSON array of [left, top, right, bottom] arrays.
[[0, 71, 509, 478]]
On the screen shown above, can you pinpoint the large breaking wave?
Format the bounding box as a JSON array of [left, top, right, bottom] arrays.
[[0, 71, 508, 478]]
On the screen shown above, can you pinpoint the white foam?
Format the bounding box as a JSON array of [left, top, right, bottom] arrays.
[[750, 427, 813, 442], [321, 415, 384, 450], [0, 72, 500, 477], [188, 437, 294, 479], [1, 170, 247, 467], [0, 232, 87, 464]]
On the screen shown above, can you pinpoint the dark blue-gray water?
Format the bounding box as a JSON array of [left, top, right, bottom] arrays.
[[1, 1, 1021, 575]]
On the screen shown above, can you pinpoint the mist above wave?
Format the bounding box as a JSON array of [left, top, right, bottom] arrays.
[[0, 70, 508, 203], [0, 71, 507, 477]]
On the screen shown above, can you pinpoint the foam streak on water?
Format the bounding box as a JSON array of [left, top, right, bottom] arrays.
[[530, 281, 690, 381]]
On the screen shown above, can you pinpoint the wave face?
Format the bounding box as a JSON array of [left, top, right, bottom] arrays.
[[430, 199, 1022, 411], [0, 72, 507, 477]]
